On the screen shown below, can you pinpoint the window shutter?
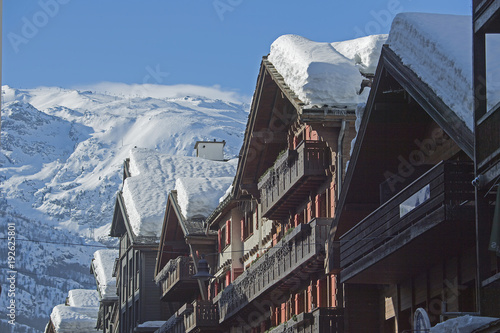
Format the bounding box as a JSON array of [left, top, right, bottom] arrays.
[[226, 220, 231, 245], [241, 218, 245, 241], [217, 229, 222, 253]]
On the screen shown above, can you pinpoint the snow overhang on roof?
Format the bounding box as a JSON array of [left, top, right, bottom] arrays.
[[119, 148, 237, 239], [267, 34, 387, 111], [92, 249, 118, 301], [386, 12, 500, 130]]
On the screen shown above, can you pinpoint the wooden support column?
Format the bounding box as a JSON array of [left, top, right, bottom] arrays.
[[307, 201, 314, 223], [271, 306, 278, 327], [315, 194, 321, 219], [294, 293, 301, 315], [307, 282, 316, 312], [294, 214, 300, 227], [329, 181, 336, 218]]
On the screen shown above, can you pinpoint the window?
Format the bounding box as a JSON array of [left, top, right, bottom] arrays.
[[134, 300, 140, 325], [128, 258, 133, 297], [135, 253, 140, 290], [122, 264, 128, 303], [225, 220, 231, 245], [219, 221, 230, 251], [120, 234, 128, 256], [241, 211, 254, 241]]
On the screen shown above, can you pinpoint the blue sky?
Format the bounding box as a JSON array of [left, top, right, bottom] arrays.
[[3, 0, 472, 98]]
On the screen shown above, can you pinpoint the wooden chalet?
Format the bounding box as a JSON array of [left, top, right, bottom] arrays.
[[153, 191, 219, 333], [206, 53, 362, 332], [44, 289, 101, 333], [90, 249, 119, 333], [109, 158, 168, 333], [473, 0, 500, 318], [327, 11, 500, 331]]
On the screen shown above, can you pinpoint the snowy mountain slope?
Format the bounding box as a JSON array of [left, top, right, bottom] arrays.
[[0, 85, 248, 332]]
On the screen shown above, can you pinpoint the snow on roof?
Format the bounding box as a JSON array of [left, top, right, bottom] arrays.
[[175, 176, 234, 220], [121, 148, 237, 238], [92, 249, 118, 300], [66, 289, 100, 307], [219, 184, 233, 204], [387, 13, 500, 130], [50, 304, 100, 333], [267, 34, 384, 106], [430, 315, 498, 333], [331, 34, 387, 75], [137, 321, 166, 328]]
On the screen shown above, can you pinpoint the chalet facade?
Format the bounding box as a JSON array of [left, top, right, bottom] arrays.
[[91, 249, 120, 333], [153, 191, 221, 333], [109, 156, 169, 333], [203, 34, 386, 332], [473, 0, 500, 318], [106, 146, 237, 333], [328, 11, 500, 332], [149, 151, 236, 333]]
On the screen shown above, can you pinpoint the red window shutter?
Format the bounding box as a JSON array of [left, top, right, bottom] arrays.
[[217, 229, 222, 253], [241, 218, 245, 241], [226, 270, 231, 285], [226, 220, 231, 245]]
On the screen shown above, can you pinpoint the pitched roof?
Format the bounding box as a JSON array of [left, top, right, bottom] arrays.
[[387, 13, 500, 130], [91, 249, 118, 301], [110, 148, 237, 241]]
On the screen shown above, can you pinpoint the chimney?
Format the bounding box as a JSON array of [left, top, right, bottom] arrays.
[[194, 140, 226, 161]]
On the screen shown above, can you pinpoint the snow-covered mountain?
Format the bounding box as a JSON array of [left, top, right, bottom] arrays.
[[0, 85, 248, 332]]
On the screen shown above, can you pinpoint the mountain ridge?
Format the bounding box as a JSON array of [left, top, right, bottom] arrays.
[[0, 85, 248, 332]]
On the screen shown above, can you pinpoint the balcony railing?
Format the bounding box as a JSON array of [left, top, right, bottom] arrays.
[[267, 308, 344, 333], [156, 256, 197, 301], [339, 161, 474, 283], [215, 218, 331, 323], [185, 300, 219, 333], [258, 141, 330, 220], [156, 301, 218, 333]]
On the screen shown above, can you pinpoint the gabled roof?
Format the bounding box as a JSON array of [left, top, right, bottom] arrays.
[[154, 191, 217, 278], [48, 289, 101, 333], [206, 34, 386, 228], [90, 249, 118, 302], [109, 148, 237, 242], [332, 44, 473, 235], [327, 13, 478, 272]]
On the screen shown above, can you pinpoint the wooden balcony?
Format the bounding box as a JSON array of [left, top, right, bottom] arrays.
[[267, 308, 344, 333], [258, 141, 330, 220], [157, 301, 218, 333], [215, 218, 331, 323], [157, 256, 198, 302], [184, 300, 219, 333], [339, 161, 475, 284]]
